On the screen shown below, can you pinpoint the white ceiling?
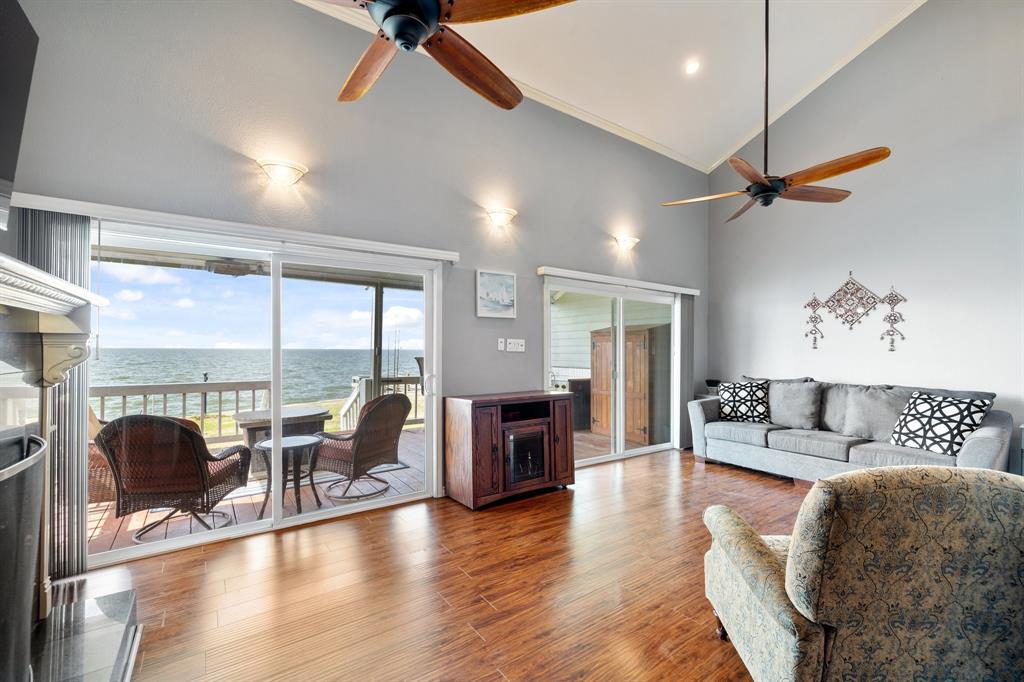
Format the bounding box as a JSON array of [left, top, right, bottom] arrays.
[[298, 0, 925, 173]]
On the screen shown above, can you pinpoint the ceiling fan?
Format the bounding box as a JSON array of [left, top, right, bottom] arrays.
[[662, 0, 890, 221], [326, 0, 574, 109]]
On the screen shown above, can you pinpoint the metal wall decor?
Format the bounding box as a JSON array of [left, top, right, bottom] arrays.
[[805, 272, 907, 351], [824, 271, 880, 329], [804, 295, 824, 350], [879, 287, 907, 352]]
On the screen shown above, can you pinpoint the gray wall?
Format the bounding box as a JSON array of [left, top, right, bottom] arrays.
[[15, 1, 709, 433], [707, 0, 1024, 473]]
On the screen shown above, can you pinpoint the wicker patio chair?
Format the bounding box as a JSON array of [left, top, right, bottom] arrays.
[[88, 406, 116, 505], [94, 415, 252, 543], [314, 393, 411, 500]]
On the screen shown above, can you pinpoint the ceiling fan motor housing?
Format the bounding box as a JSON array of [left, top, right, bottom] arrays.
[[369, 0, 440, 52], [749, 177, 786, 206]]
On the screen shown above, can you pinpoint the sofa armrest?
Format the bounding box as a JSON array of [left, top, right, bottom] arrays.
[[688, 398, 720, 458], [957, 409, 1013, 472]]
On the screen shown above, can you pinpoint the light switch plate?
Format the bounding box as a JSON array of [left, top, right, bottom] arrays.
[[506, 338, 525, 352], [497, 338, 506, 351]]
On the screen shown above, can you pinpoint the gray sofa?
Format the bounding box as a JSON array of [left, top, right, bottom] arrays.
[[689, 380, 1013, 478]]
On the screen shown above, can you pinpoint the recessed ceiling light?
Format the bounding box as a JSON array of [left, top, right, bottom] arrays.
[[684, 59, 701, 76]]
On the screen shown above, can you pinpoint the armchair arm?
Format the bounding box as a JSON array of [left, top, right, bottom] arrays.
[[957, 409, 1012, 471], [703, 505, 821, 641], [688, 398, 720, 458], [316, 430, 355, 442]]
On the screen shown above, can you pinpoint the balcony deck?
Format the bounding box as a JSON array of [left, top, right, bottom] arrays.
[[87, 427, 426, 555]]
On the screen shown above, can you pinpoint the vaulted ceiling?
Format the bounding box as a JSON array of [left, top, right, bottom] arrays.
[[298, 0, 925, 173]]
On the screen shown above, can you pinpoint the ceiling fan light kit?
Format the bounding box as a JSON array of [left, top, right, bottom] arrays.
[[333, 0, 574, 109], [661, 0, 891, 221]]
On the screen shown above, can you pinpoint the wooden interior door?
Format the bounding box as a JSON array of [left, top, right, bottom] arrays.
[[589, 330, 612, 437], [624, 329, 650, 445]]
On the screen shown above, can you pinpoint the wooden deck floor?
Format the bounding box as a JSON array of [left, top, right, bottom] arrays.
[[79, 450, 807, 681], [87, 428, 425, 555], [573, 429, 651, 460]]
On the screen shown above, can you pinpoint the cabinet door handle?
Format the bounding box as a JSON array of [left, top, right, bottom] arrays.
[[490, 443, 498, 490], [554, 433, 560, 445]]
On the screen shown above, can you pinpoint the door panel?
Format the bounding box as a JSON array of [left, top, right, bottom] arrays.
[[590, 330, 612, 437], [502, 423, 551, 492], [552, 399, 572, 480], [624, 330, 649, 445], [473, 406, 500, 496]]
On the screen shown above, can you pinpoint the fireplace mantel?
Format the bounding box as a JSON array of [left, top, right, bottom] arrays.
[[0, 253, 106, 316]]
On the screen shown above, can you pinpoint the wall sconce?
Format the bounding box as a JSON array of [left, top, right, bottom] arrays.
[[486, 208, 518, 229], [614, 235, 640, 251], [258, 159, 308, 186]]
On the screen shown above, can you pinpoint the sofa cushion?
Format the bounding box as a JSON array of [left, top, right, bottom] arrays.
[[893, 384, 996, 402], [761, 535, 791, 564], [706, 421, 785, 447], [843, 385, 914, 441], [890, 391, 993, 456], [767, 429, 869, 462], [770, 382, 823, 430], [718, 380, 770, 423], [742, 376, 821, 429], [848, 441, 956, 467]]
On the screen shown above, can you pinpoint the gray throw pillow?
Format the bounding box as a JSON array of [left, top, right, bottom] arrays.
[[843, 385, 915, 441], [742, 375, 814, 383], [766, 381, 822, 430]]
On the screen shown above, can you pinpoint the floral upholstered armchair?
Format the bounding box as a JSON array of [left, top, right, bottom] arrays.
[[703, 466, 1024, 681]]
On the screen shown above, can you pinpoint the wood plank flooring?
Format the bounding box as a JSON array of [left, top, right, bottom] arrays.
[[81, 450, 808, 681]]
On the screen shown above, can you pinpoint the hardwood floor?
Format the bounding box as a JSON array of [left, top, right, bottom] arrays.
[[572, 429, 648, 460], [81, 450, 807, 681]]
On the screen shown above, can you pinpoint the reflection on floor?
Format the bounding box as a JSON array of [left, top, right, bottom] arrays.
[[87, 428, 425, 555], [573, 429, 648, 460]]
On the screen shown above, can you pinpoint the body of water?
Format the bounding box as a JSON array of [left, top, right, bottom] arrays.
[[90, 348, 423, 417]]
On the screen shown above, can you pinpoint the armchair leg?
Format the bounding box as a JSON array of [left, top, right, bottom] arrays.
[[714, 614, 729, 642]]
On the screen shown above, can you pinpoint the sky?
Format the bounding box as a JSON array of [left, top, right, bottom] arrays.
[[91, 261, 424, 350]]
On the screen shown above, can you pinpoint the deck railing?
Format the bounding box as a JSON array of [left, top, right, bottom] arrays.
[[90, 380, 271, 444], [89, 375, 424, 444], [337, 376, 424, 430]]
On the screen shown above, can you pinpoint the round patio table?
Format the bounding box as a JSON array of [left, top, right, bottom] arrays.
[[254, 435, 322, 518]]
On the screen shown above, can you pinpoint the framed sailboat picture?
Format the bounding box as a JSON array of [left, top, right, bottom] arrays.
[[476, 270, 516, 318]]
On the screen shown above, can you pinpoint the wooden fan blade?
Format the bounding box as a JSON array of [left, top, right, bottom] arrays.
[[781, 185, 851, 203], [728, 157, 768, 186], [441, 0, 575, 24], [726, 198, 756, 223], [783, 147, 891, 188], [423, 27, 522, 109], [338, 32, 397, 102], [662, 191, 746, 207]]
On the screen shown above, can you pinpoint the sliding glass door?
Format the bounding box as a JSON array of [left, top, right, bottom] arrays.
[[545, 279, 679, 466], [85, 226, 440, 565]]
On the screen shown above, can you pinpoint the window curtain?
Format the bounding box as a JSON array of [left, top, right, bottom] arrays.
[[15, 208, 91, 578]]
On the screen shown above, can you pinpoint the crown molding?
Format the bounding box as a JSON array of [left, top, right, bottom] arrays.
[[292, 0, 710, 173]]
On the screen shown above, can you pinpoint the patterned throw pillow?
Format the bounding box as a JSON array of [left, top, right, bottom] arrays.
[[890, 391, 992, 456], [718, 380, 770, 423]]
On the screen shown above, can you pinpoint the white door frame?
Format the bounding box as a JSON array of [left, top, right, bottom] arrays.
[[84, 218, 450, 567], [542, 274, 686, 468]]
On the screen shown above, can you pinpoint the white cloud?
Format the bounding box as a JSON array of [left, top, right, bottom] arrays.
[[307, 309, 372, 330], [114, 289, 144, 302], [174, 297, 196, 309], [221, 289, 235, 298], [99, 262, 182, 285], [100, 307, 136, 320], [166, 329, 186, 337], [383, 306, 423, 329]]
